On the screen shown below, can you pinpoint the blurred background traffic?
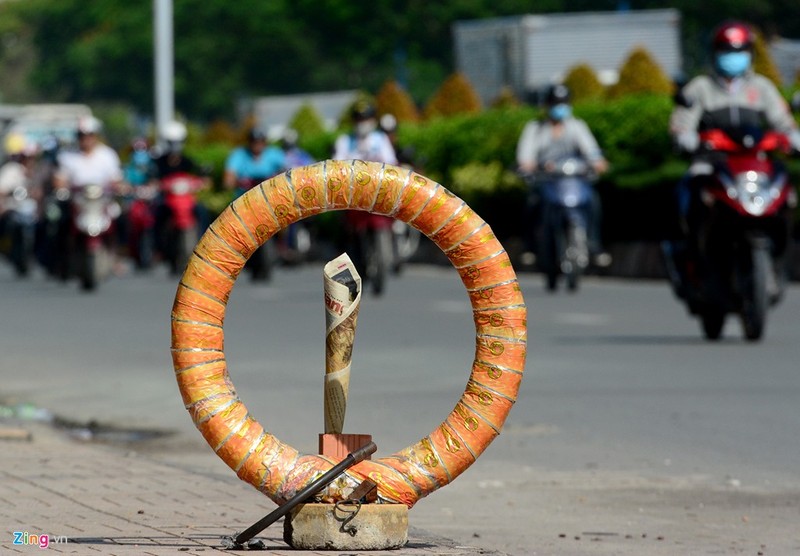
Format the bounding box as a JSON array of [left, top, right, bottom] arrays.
[[1, 1, 799, 295]]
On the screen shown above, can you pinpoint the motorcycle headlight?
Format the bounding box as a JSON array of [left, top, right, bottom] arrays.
[[170, 179, 191, 195], [12, 187, 28, 202], [735, 171, 770, 216], [84, 184, 104, 200]]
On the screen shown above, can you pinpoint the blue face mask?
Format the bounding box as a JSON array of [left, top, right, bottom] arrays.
[[715, 51, 751, 77], [549, 103, 572, 121]]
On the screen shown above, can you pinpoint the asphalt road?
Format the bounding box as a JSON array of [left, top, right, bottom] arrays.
[[1, 257, 799, 555]]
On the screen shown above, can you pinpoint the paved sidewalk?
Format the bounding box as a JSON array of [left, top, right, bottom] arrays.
[[1, 422, 504, 555]]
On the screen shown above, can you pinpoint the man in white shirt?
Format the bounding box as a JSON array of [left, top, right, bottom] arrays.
[[55, 116, 123, 191]]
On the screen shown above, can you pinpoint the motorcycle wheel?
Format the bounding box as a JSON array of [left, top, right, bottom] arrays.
[[249, 242, 275, 283], [700, 308, 725, 341], [564, 225, 588, 293], [541, 224, 559, 292], [740, 246, 769, 342], [366, 229, 389, 296], [11, 225, 32, 277], [391, 222, 420, 275], [81, 250, 100, 291], [171, 228, 197, 276], [136, 229, 155, 271]]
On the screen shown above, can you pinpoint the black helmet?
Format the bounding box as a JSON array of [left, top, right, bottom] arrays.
[[247, 128, 267, 143], [545, 84, 570, 105], [351, 100, 377, 122]]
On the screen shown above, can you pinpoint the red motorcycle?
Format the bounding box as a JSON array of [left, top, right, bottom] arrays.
[[160, 172, 205, 275], [664, 126, 796, 341], [126, 183, 159, 270]]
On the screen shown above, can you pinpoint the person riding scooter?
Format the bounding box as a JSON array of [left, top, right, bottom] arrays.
[[333, 100, 399, 295], [670, 20, 800, 232], [666, 20, 800, 340], [0, 134, 39, 276], [516, 84, 610, 281]]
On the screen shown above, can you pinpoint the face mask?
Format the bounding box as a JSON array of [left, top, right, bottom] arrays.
[[715, 51, 751, 78], [356, 120, 376, 137], [548, 103, 572, 122]]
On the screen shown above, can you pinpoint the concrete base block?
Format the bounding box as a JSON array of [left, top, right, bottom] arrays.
[[284, 502, 408, 550]]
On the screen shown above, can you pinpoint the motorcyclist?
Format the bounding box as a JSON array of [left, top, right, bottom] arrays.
[[150, 120, 209, 265], [516, 84, 609, 266], [668, 21, 800, 274], [278, 128, 314, 263], [0, 133, 37, 205], [670, 21, 800, 157], [53, 116, 125, 276], [0, 134, 39, 274], [333, 101, 399, 291], [54, 116, 123, 193], [333, 101, 398, 165], [280, 128, 314, 169], [224, 128, 286, 197], [124, 138, 154, 186], [153, 121, 204, 180]]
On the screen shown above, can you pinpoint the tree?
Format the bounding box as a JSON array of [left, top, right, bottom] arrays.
[[375, 80, 419, 123], [288, 103, 326, 137], [424, 72, 482, 119], [490, 86, 521, 109], [607, 46, 674, 98], [562, 63, 605, 103]]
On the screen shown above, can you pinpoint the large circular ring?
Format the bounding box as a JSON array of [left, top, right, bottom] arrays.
[[171, 160, 526, 508]]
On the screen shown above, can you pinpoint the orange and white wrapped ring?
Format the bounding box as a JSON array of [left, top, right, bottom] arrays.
[[171, 160, 527, 508]]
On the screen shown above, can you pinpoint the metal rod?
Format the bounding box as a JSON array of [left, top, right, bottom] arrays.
[[231, 441, 377, 547]]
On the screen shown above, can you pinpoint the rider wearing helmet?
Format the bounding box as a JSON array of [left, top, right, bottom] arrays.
[[333, 101, 397, 164], [516, 84, 609, 266], [0, 133, 37, 207], [517, 84, 608, 175], [223, 127, 286, 196], [670, 21, 800, 155], [153, 120, 202, 180], [55, 116, 123, 192], [124, 138, 153, 187]]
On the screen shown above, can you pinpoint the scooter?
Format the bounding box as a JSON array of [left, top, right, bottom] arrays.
[[160, 172, 205, 276], [69, 184, 121, 291], [1, 186, 38, 277], [662, 126, 796, 341], [347, 211, 394, 296], [126, 183, 159, 270], [531, 158, 596, 292]]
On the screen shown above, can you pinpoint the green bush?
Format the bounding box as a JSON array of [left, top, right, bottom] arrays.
[[563, 63, 605, 103], [575, 94, 684, 188], [288, 103, 326, 138]]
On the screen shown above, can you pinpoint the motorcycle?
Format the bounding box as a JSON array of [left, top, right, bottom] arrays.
[[68, 184, 121, 291], [662, 126, 796, 341], [126, 183, 159, 270], [390, 219, 420, 275], [347, 211, 394, 296], [236, 177, 279, 281], [0, 186, 38, 277], [160, 172, 205, 276], [528, 158, 596, 292]]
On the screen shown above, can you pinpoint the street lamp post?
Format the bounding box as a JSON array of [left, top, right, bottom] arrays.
[[154, 0, 175, 146]]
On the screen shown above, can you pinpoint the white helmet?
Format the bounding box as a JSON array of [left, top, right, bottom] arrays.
[[77, 116, 103, 136], [161, 120, 188, 143]]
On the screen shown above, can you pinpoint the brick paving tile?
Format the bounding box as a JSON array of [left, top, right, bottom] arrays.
[[2, 423, 505, 555]]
